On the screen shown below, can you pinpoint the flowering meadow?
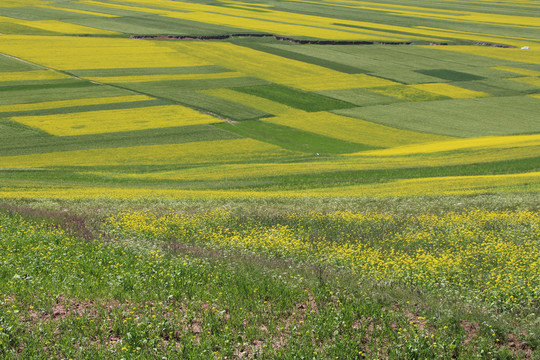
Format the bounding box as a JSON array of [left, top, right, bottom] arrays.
[[0, 201, 539, 359]]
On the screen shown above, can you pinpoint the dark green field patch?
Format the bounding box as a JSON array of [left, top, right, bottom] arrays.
[[0, 84, 132, 106], [453, 79, 538, 97], [215, 121, 377, 154], [68, 65, 232, 77], [415, 69, 485, 81], [2, 99, 168, 118], [317, 88, 403, 106], [0, 79, 96, 93], [0, 121, 241, 156], [0, 53, 42, 72], [335, 96, 540, 137], [234, 84, 356, 112], [0, 78, 87, 88]]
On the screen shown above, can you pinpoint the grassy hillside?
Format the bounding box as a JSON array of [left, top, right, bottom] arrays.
[[0, 2, 539, 358], [0, 198, 538, 359]]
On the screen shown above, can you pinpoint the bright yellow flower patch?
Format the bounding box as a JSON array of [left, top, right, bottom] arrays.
[[11, 105, 219, 136], [410, 83, 489, 99], [0, 17, 119, 35], [0, 139, 294, 167], [285, 74, 398, 92], [264, 110, 452, 147], [0, 70, 71, 82], [358, 134, 540, 156], [0, 35, 209, 70]]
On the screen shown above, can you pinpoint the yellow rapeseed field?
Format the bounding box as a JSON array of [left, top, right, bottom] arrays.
[[264, 110, 453, 147], [10, 105, 220, 136], [285, 73, 399, 91], [0, 139, 295, 167], [410, 83, 489, 99], [357, 134, 540, 156], [0, 35, 209, 70], [0, 69, 71, 82], [0, 171, 536, 200], [0, 17, 119, 35], [81, 145, 540, 182]]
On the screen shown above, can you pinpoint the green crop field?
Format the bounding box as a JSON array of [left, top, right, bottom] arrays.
[[0, 0, 538, 358]]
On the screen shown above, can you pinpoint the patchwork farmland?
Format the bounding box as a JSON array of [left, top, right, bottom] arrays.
[[0, 0, 538, 358]]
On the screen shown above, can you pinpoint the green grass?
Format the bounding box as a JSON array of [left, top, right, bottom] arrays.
[[317, 88, 403, 106], [0, 22, 58, 36], [215, 121, 378, 154], [0, 79, 95, 92], [463, 78, 540, 94], [234, 84, 357, 112], [0, 84, 132, 106], [415, 69, 485, 81], [335, 96, 540, 137], [0, 54, 41, 73]]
